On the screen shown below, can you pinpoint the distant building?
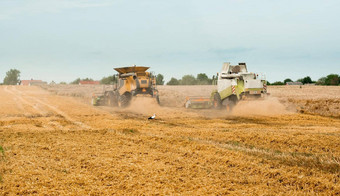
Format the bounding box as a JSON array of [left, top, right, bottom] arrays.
[[20, 79, 47, 86], [286, 82, 303, 85], [79, 80, 100, 85]]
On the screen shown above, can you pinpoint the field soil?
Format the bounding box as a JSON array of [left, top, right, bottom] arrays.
[[0, 85, 339, 195]]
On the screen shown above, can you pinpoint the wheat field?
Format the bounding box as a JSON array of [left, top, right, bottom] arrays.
[[0, 85, 339, 195]]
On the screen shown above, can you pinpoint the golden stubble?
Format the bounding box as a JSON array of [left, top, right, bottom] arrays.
[[0, 85, 339, 195]]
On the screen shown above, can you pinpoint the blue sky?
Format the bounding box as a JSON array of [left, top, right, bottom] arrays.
[[0, 0, 339, 83]]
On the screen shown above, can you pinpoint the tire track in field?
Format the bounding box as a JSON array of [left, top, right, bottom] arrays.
[[3, 86, 46, 115], [11, 86, 91, 130], [3, 86, 25, 112]]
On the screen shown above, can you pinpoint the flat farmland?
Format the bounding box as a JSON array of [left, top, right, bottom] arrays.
[[0, 85, 339, 195]]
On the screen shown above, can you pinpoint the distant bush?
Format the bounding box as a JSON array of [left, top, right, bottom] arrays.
[[167, 77, 180, 85], [283, 78, 293, 84], [70, 78, 80, 84], [270, 81, 284, 85], [268, 74, 339, 86], [297, 76, 314, 84], [166, 73, 214, 85], [100, 76, 117, 85], [70, 78, 93, 84], [197, 73, 212, 85], [181, 75, 197, 85]]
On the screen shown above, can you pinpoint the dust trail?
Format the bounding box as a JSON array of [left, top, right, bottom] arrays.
[[123, 96, 292, 119], [232, 97, 293, 116], [125, 97, 161, 115], [123, 97, 201, 119]]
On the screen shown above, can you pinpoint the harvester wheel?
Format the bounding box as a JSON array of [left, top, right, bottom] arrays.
[[225, 101, 234, 112], [118, 93, 131, 108], [224, 95, 238, 112], [213, 93, 222, 109], [106, 91, 118, 107]]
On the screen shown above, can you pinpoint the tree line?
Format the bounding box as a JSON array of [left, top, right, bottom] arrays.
[[95, 73, 340, 86], [166, 74, 215, 85], [268, 74, 340, 86], [1, 68, 339, 86]]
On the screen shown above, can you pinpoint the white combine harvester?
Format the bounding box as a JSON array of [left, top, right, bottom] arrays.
[[185, 62, 268, 111]]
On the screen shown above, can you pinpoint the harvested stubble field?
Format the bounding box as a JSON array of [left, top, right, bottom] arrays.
[[0, 85, 339, 195]]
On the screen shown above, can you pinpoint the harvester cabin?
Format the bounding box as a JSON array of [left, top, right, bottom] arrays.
[[220, 62, 248, 79]]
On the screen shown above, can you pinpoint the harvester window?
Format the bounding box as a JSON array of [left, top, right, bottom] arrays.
[[141, 80, 147, 84]]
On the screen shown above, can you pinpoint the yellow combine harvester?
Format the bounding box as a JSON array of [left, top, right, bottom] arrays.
[[92, 66, 160, 107]]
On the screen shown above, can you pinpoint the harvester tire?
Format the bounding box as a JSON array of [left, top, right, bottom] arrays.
[[106, 91, 118, 107], [213, 93, 222, 109], [224, 95, 238, 112], [118, 93, 131, 108]]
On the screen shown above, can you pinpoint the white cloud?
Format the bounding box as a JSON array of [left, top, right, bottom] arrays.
[[0, 0, 115, 20]]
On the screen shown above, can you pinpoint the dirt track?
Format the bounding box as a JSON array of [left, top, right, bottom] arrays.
[[0, 86, 339, 195]]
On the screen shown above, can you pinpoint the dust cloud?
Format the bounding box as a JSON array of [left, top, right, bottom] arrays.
[[123, 96, 293, 119], [126, 97, 161, 115], [232, 97, 293, 116], [124, 97, 201, 119]]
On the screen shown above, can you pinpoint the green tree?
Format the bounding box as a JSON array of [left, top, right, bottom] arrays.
[[325, 74, 339, 85], [297, 76, 313, 84], [3, 69, 21, 85], [283, 78, 293, 84], [100, 75, 117, 85], [70, 78, 81, 84], [156, 74, 164, 85], [271, 81, 284, 85], [316, 77, 326, 85], [181, 75, 197, 85], [82, 78, 93, 81], [196, 73, 212, 85], [166, 77, 180, 85], [70, 78, 93, 84]]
